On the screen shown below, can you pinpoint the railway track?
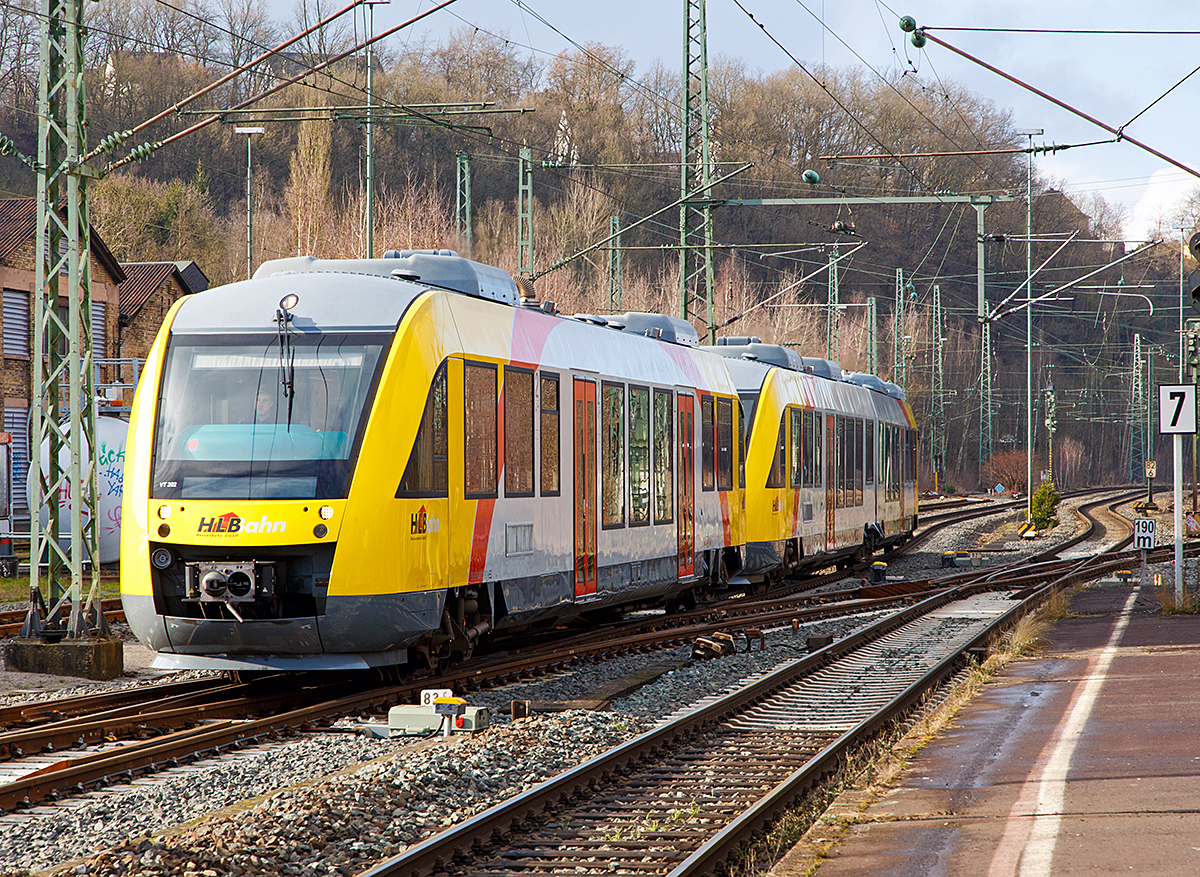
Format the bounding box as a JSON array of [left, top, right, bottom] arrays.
[[356, 586, 1045, 877], [0, 487, 1149, 817]]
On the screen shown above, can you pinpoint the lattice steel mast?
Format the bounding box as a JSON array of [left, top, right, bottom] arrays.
[[679, 0, 715, 341]]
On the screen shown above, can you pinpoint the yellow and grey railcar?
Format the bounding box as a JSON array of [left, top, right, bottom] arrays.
[[707, 339, 917, 583], [121, 251, 746, 672]]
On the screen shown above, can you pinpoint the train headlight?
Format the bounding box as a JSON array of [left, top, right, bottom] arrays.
[[319, 505, 334, 520], [150, 547, 175, 570], [279, 293, 299, 311], [157, 505, 172, 520], [313, 524, 328, 538]]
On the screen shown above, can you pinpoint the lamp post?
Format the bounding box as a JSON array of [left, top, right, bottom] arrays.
[[235, 126, 264, 279], [364, 0, 390, 259], [1017, 127, 1042, 521]]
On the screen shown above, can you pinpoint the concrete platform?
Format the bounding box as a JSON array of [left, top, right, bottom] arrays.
[[803, 579, 1200, 876], [2, 635, 124, 680]]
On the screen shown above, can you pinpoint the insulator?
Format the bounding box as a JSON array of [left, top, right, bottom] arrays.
[[911, 29, 927, 48], [898, 15, 917, 33], [0, 136, 11, 155]]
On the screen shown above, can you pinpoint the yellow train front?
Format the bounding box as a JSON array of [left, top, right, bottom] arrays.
[[121, 250, 747, 672]]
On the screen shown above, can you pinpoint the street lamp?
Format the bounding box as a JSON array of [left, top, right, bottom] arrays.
[[235, 126, 264, 279], [1017, 127, 1042, 521], [364, 0, 390, 259]]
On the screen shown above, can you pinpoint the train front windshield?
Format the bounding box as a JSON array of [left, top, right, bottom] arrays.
[[150, 333, 388, 500]]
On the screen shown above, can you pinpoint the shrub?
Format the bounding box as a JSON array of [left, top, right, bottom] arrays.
[[1030, 481, 1060, 530]]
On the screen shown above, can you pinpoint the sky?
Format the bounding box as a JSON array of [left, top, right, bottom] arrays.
[[354, 0, 1200, 243]]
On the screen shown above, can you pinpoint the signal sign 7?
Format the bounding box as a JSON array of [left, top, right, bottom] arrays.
[[1158, 384, 1197, 434]]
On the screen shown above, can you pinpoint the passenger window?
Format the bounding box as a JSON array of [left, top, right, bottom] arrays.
[[790, 408, 802, 488], [865, 419, 875, 484], [766, 414, 786, 489], [653, 389, 674, 523], [629, 386, 650, 525], [397, 361, 448, 496], [602, 382, 625, 527], [540, 374, 560, 495], [505, 367, 534, 496], [464, 361, 497, 497], [716, 397, 733, 491], [701, 396, 715, 491]]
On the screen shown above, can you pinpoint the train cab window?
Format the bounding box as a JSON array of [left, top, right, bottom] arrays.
[[716, 397, 733, 491], [398, 361, 448, 496], [464, 361, 498, 497], [865, 419, 875, 484], [151, 332, 389, 500], [602, 382, 625, 527], [766, 415, 786, 489], [504, 367, 534, 496], [653, 389, 674, 523], [629, 386, 650, 525], [789, 408, 803, 488], [540, 374, 560, 495], [700, 396, 715, 491]]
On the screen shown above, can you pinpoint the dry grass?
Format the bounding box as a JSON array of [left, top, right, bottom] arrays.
[[1157, 584, 1200, 614]]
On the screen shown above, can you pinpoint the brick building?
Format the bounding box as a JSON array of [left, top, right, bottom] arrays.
[[114, 260, 208, 404], [0, 198, 207, 522]]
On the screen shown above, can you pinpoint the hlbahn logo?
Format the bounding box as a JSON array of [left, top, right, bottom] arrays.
[[198, 512, 287, 535], [411, 505, 440, 537]]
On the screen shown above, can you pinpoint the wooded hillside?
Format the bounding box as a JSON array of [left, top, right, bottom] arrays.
[[0, 0, 1189, 491]]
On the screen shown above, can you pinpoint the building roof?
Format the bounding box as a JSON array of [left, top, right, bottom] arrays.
[[0, 197, 126, 285], [118, 260, 209, 322]]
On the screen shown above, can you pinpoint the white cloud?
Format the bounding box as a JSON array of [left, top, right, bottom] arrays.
[[1127, 169, 1192, 241]]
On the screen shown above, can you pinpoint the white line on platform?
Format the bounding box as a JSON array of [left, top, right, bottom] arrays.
[[987, 586, 1139, 877]]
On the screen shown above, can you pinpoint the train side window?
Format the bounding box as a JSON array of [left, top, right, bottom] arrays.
[[766, 414, 786, 489], [812, 411, 823, 487], [865, 419, 875, 484], [653, 389, 674, 523], [504, 367, 534, 496], [701, 396, 715, 491], [855, 418, 864, 506], [629, 385, 650, 525], [464, 361, 498, 497], [602, 382, 625, 527], [397, 360, 448, 496], [540, 373, 560, 496], [789, 408, 803, 488], [737, 402, 746, 489], [835, 415, 846, 509], [716, 397, 733, 491]]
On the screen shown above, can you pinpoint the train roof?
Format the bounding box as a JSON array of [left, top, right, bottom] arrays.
[[253, 250, 521, 305]]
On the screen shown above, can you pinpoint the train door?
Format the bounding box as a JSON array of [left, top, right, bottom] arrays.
[[573, 378, 597, 598], [825, 413, 836, 551], [677, 393, 695, 578]]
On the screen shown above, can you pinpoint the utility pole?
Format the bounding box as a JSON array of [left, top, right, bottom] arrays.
[[456, 151, 472, 257], [680, 0, 716, 342], [980, 315, 993, 477], [363, 0, 389, 258], [607, 215, 622, 312], [235, 126, 262, 278], [893, 268, 912, 390], [517, 146, 533, 279], [932, 284, 945, 491], [24, 0, 103, 640], [1017, 126, 1042, 514], [867, 296, 877, 375], [826, 250, 839, 361]]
